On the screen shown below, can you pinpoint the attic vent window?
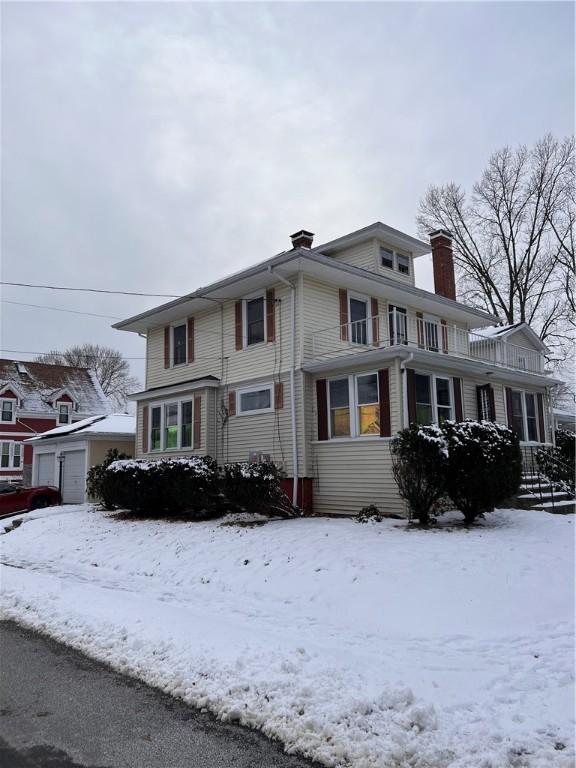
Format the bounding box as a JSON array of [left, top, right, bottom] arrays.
[[16, 363, 29, 375]]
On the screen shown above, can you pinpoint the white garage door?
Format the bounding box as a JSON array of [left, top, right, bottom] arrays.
[[37, 453, 55, 487], [61, 450, 86, 504]]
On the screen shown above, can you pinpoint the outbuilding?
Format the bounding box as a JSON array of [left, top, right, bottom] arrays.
[[26, 414, 135, 504]]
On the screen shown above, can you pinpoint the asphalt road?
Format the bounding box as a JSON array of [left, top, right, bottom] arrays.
[[0, 621, 316, 768]]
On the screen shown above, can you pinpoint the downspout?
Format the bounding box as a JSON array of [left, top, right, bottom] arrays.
[[399, 352, 414, 429], [269, 266, 298, 507]]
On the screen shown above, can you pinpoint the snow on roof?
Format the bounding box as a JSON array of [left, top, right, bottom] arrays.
[[28, 414, 135, 441], [473, 323, 522, 339], [0, 359, 112, 416]]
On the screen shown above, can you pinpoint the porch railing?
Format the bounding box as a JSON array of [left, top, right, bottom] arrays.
[[310, 312, 545, 374]]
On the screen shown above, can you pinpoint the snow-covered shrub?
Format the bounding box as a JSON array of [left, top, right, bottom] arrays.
[[103, 456, 220, 517], [86, 448, 132, 509], [391, 424, 448, 525], [442, 420, 522, 524], [357, 504, 385, 523], [536, 430, 575, 496], [221, 462, 297, 518]]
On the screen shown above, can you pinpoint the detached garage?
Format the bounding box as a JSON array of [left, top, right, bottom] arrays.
[[26, 414, 135, 504]]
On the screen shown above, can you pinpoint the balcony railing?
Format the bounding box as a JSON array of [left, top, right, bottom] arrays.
[[310, 312, 545, 374]]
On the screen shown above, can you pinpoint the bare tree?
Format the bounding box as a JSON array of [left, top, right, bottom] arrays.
[[417, 135, 575, 362], [35, 344, 140, 410]]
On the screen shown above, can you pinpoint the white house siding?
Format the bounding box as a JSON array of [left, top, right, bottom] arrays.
[[312, 440, 406, 517], [145, 281, 297, 390], [327, 238, 416, 287]]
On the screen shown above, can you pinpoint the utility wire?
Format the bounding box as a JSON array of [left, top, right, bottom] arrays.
[[2, 300, 123, 321], [0, 281, 180, 298]]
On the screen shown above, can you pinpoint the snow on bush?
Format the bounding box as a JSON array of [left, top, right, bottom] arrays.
[[537, 430, 575, 497], [442, 420, 522, 524], [103, 456, 220, 517], [221, 462, 297, 518], [391, 424, 448, 525]]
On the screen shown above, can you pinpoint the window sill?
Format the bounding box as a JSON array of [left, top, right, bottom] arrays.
[[312, 436, 390, 444], [237, 409, 274, 417]]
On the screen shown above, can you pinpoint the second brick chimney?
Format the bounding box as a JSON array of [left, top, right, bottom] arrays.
[[430, 229, 456, 300], [290, 230, 314, 249]]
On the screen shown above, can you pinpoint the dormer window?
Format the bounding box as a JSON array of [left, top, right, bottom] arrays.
[[1, 399, 15, 423], [397, 253, 410, 275], [380, 247, 394, 270], [58, 402, 71, 424]]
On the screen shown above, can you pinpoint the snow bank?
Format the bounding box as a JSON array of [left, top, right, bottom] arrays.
[[1, 507, 573, 767]]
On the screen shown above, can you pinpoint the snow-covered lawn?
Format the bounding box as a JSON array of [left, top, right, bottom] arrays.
[[1, 506, 573, 767]]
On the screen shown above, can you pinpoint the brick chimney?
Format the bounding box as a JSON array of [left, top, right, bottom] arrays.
[[430, 229, 456, 300], [290, 230, 314, 249]]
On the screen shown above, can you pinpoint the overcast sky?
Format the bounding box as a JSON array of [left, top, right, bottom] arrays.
[[1, 1, 573, 386]]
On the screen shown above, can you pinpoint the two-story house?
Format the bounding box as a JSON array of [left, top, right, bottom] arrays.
[[0, 360, 110, 485], [114, 222, 559, 516]]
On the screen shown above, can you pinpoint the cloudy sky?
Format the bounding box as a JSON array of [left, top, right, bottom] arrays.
[[1, 1, 573, 385]]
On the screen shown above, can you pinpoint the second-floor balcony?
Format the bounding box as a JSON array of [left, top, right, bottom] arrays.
[[310, 311, 546, 374]]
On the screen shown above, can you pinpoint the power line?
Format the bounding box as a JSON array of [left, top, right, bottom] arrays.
[[0, 349, 227, 362], [2, 300, 123, 321], [0, 281, 181, 298]]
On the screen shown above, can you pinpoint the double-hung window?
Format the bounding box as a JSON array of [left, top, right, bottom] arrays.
[[245, 296, 265, 346], [150, 399, 195, 451], [397, 253, 410, 275], [58, 403, 71, 425], [510, 390, 540, 442], [380, 247, 411, 276], [1, 399, 15, 422], [380, 247, 394, 270], [0, 442, 20, 469], [388, 305, 407, 345], [238, 384, 273, 415], [414, 374, 453, 425], [328, 373, 381, 438], [349, 295, 369, 345], [172, 324, 187, 366]]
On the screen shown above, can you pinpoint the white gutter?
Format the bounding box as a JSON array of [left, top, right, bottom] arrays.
[[270, 266, 298, 507]]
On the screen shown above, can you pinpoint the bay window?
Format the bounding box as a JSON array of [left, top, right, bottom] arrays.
[[149, 398, 198, 451], [328, 372, 381, 439], [414, 374, 453, 425]]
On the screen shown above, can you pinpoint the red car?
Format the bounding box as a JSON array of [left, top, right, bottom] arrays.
[[0, 482, 61, 517]]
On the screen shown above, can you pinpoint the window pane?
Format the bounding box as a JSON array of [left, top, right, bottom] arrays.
[[511, 391, 525, 440], [397, 254, 410, 274], [151, 406, 161, 451], [415, 374, 432, 425], [358, 404, 380, 435], [437, 407, 452, 425], [1, 401, 13, 421], [525, 394, 536, 418], [1, 444, 9, 468], [329, 379, 349, 408], [59, 404, 70, 424], [380, 247, 393, 269], [173, 324, 187, 365], [13, 444, 21, 468], [181, 401, 193, 447], [357, 374, 378, 405], [416, 404, 434, 425], [240, 388, 271, 412], [246, 297, 265, 345], [165, 404, 178, 448], [527, 416, 538, 441], [330, 408, 350, 437], [350, 299, 368, 344], [436, 378, 451, 408]]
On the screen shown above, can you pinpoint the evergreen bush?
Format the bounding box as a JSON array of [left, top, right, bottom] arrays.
[[357, 504, 385, 523], [102, 456, 220, 517], [391, 424, 448, 525], [442, 420, 522, 524], [86, 448, 132, 509], [221, 462, 297, 517]]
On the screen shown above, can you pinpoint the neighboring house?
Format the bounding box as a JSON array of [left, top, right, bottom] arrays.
[[553, 409, 576, 431], [113, 223, 561, 516], [26, 414, 135, 504], [0, 360, 111, 485]]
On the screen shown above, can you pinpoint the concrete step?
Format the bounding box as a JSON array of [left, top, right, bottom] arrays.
[[532, 499, 576, 514], [517, 491, 570, 501]]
